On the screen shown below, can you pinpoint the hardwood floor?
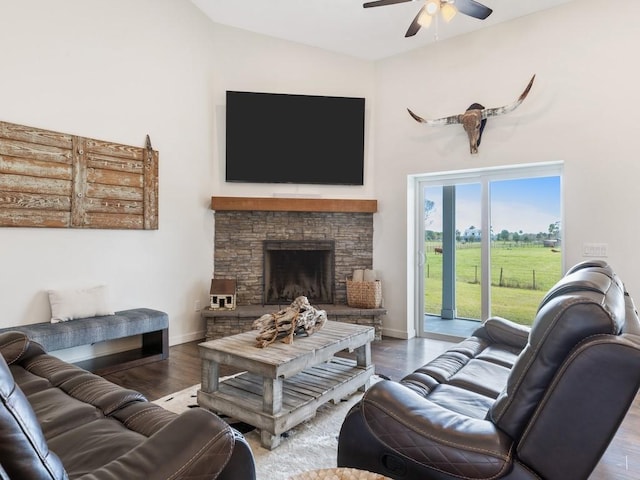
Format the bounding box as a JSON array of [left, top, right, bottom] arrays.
[[103, 337, 639, 479]]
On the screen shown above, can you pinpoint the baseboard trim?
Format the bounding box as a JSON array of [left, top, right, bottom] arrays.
[[169, 330, 205, 346], [381, 327, 413, 339]]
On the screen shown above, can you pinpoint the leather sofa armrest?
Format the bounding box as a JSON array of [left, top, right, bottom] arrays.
[[217, 429, 257, 480], [360, 381, 514, 479], [0, 332, 45, 365], [623, 290, 640, 334], [474, 316, 530, 349], [76, 408, 243, 480]]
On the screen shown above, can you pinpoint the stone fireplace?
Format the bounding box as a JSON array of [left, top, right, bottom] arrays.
[[212, 197, 377, 306], [205, 197, 386, 340]]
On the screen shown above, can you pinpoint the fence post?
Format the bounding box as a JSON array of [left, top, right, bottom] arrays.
[[499, 267, 504, 287], [533, 269, 536, 290]]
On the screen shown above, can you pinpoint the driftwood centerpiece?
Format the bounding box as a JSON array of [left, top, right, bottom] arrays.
[[252, 296, 327, 348]]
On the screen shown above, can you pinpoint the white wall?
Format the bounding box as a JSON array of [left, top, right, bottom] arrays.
[[374, 0, 640, 337], [0, 0, 374, 361], [3, 0, 636, 348], [208, 23, 376, 198]]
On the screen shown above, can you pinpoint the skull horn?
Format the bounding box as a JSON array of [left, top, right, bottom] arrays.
[[407, 108, 462, 126], [407, 75, 536, 154], [483, 74, 536, 119]]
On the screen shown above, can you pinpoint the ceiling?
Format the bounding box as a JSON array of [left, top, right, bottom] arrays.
[[190, 0, 574, 61]]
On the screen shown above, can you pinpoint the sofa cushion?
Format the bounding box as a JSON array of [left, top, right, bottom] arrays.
[[0, 354, 66, 479], [448, 359, 511, 399], [20, 354, 146, 415], [475, 344, 521, 368], [412, 351, 471, 383], [439, 336, 488, 358], [427, 384, 494, 419], [111, 402, 177, 437], [8, 365, 51, 396], [46, 417, 147, 478], [359, 381, 513, 479], [26, 386, 105, 439]]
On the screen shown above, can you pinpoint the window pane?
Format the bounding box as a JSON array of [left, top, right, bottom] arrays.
[[489, 176, 562, 325], [424, 183, 482, 338], [455, 183, 482, 320], [424, 185, 443, 317]]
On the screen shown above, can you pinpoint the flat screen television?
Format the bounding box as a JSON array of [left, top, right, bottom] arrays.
[[225, 91, 365, 185]]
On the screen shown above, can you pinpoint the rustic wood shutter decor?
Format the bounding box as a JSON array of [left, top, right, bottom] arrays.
[[0, 120, 158, 229]]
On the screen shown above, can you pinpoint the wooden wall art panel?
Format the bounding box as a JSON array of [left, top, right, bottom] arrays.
[[0, 120, 158, 229]]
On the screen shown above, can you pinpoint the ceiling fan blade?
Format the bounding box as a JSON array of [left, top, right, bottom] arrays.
[[454, 0, 493, 20], [405, 4, 426, 37], [363, 0, 413, 8]]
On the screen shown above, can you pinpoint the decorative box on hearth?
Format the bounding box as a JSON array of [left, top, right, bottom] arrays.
[[209, 279, 236, 310]]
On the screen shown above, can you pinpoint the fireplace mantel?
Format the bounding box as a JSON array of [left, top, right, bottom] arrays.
[[211, 196, 377, 213]]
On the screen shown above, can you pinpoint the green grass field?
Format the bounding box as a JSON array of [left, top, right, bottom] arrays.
[[424, 242, 562, 325]]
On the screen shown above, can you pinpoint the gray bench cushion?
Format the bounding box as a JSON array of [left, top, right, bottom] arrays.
[[0, 308, 168, 352]]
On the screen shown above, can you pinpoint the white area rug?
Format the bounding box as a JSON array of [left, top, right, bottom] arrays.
[[153, 375, 380, 480]]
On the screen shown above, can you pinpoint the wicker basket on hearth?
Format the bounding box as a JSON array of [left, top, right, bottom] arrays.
[[346, 278, 382, 309]]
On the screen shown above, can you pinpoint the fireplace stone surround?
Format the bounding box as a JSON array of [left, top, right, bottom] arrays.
[[212, 197, 376, 306], [206, 197, 386, 340]]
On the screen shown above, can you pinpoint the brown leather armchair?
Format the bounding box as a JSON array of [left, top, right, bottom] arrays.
[[0, 332, 255, 479], [338, 260, 640, 479]]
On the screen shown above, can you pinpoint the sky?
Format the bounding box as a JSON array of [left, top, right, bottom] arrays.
[[424, 176, 561, 235]]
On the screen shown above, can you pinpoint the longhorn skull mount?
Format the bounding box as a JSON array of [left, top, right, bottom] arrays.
[[408, 75, 536, 154]]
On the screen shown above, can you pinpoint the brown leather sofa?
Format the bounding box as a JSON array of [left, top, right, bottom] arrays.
[[0, 331, 255, 479], [338, 260, 640, 479]]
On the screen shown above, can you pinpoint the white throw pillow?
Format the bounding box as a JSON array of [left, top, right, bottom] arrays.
[[48, 285, 114, 323]]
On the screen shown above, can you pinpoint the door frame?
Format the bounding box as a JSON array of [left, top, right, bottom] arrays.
[[409, 161, 564, 338]]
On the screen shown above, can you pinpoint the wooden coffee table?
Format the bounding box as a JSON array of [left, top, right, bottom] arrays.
[[197, 320, 375, 449]]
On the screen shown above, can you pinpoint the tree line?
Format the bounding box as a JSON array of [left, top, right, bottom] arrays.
[[425, 221, 561, 244]]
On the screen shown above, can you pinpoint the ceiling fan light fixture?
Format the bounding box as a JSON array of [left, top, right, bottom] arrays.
[[425, 0, 440, 16], [364, 0, 492, 38], [417, 9, 433, 28], [441, 3, 457, 23]]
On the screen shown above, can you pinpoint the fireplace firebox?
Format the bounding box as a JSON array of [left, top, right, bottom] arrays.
[[263, 240, 335, 305]]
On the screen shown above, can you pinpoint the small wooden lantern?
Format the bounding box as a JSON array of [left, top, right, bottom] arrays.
[[209, 279, 236, 310]]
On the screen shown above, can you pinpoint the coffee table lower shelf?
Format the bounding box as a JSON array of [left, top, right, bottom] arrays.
[[198, 357, 374, 449]]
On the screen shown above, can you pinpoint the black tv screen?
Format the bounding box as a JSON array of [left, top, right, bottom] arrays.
[[225, 91, 365, 185]]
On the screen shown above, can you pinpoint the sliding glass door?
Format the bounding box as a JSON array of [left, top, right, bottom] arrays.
[[416, 163, 563, 338], [489, 176, 562, 323], [423, 183, 482, 326]]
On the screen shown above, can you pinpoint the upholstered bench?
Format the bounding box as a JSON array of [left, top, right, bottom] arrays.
[[0, 308, 168, 373]]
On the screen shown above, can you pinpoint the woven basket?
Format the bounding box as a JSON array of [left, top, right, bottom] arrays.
[[346, 278, 382, 309]]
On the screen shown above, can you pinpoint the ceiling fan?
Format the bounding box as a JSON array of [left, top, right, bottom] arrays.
[[363, 0, 493, 38]]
